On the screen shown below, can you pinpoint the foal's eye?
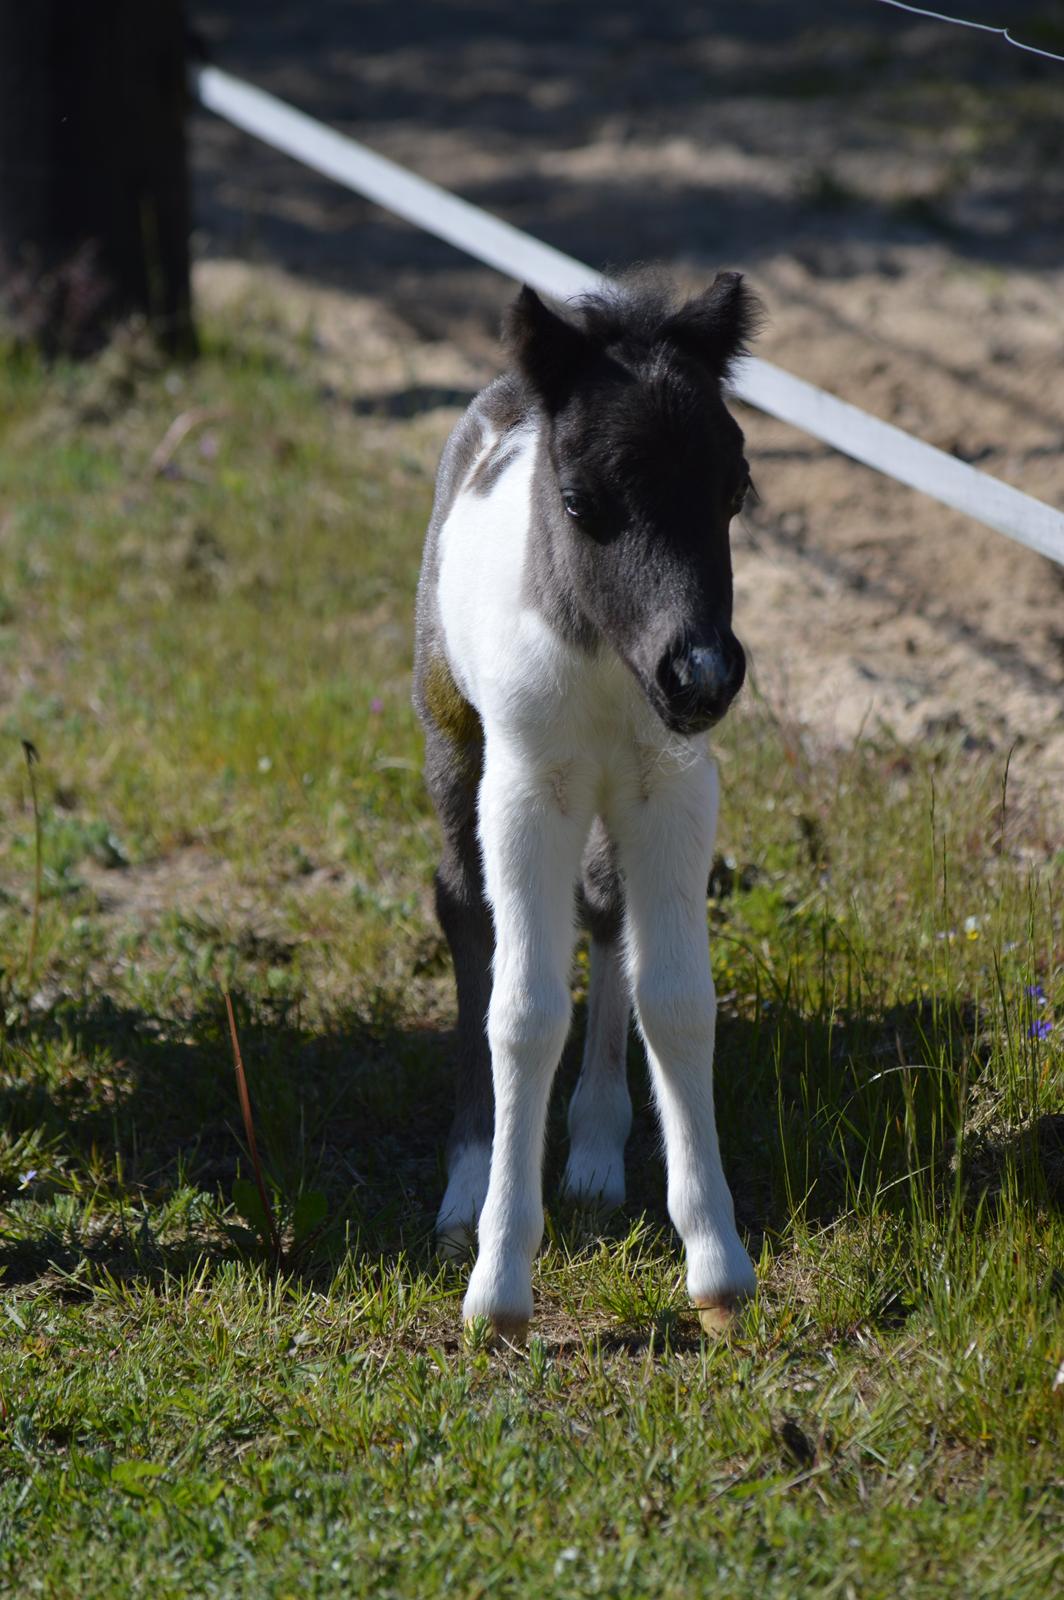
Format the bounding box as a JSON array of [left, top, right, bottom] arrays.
[[561, 488, 592, 520]]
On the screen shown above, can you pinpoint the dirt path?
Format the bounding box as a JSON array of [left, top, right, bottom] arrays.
[[190, 2, 1064, 797]]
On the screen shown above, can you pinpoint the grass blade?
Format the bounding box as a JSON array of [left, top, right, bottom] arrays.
[[22, 739, 42, 985], [223, 990, 283, 1269]]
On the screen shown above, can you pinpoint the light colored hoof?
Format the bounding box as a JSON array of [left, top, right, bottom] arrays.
[[464, 1313, 530, 1348], [694, 1296, 745, 1335]]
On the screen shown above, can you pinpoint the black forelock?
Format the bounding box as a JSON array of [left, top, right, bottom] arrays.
[[569, 274, 686, 364]]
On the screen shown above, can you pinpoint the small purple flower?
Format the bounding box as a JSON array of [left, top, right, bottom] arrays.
[[1026, 984, 1045, 1000], [370, 698, 384, 715], [1029, 1019, 1053, 1041]]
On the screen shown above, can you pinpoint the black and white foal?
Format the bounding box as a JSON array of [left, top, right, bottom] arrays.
[[414, 273, 761, 1339]]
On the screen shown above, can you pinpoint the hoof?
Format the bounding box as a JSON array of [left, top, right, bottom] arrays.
[[694, 1295, 746, 1335], [464, 1313, 529, 1348], [463, 1245, 534, 1345]]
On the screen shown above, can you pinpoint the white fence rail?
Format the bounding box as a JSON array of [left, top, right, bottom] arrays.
[[192, 64, 1064, 569]]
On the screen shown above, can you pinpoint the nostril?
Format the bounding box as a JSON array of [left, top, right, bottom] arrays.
[[688, 647, 725, 696], [659, 647, 728, 702]]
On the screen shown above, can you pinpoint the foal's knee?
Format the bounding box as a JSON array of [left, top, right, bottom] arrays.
[[488, 973, 571, 1068]]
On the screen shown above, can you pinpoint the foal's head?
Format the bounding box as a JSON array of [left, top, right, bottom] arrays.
[[507, 273, 761, 734]]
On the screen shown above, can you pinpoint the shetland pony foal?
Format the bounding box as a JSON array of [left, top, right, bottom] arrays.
[[414, 272, 761, 1339]]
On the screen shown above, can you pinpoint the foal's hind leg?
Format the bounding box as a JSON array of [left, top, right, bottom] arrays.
[[563, 821, 632, 1208], [424, 728, 494, 1256]]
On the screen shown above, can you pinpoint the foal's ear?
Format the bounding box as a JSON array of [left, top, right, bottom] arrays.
[[661, 271, 763, 380], [504, 286, 590, 411]]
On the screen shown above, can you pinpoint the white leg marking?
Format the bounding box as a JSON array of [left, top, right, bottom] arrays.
[[462, 753, 590, 1337], [562, 938, 632, 1208], [436, 1143, 491, 1259], [614, 755, 756, 1310]]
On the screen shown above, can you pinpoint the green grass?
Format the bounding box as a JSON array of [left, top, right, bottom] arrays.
[[0, 310, 1061, 1598]]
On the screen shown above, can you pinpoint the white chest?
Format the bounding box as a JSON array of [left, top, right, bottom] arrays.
[[436, 427, 709, 810]]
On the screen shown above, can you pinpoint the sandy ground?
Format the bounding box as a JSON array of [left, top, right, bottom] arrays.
[[188, 2, 1064, 798]]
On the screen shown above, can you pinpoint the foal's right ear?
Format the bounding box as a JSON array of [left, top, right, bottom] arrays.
[[504, 286, 590, 411]]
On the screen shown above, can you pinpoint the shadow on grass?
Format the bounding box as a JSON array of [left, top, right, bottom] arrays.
[[0, 989, 453, 1289], [1, 978, 1058, 1299]]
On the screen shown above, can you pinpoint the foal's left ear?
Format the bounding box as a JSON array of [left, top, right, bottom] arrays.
[[504, 286, 591, 412], [661, 271, 763, 380]]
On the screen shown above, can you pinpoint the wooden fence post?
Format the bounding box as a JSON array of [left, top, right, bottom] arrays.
[[0, 0, 196, 355]]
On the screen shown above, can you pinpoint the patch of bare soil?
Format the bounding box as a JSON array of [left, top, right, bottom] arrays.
[[732, 248, 1064, 792], [189, 2, 1064, 808], [77, 842, 360, 925], [76, 847, 244, 925]]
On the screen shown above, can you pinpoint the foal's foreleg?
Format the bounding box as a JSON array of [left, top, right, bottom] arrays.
[[617, 758, 756, 1326], [462, 756, 588, 1340]]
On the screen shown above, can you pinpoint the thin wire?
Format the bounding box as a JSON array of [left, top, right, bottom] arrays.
[[873, 0, 1064, 64]]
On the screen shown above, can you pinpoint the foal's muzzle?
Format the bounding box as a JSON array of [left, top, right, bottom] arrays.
[[653, 634, 746, 734]]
